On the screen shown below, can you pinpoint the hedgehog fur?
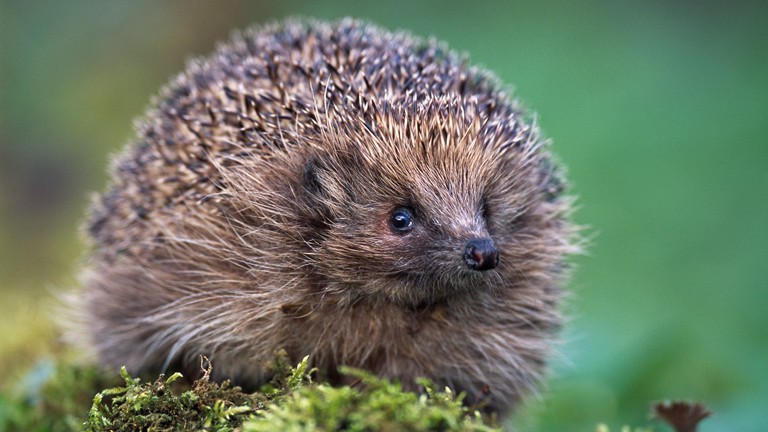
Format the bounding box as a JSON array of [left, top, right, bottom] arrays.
[[76, 18, 578, 417]]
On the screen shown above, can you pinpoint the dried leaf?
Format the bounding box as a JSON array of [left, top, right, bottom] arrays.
[[651, 400, 711, 432]]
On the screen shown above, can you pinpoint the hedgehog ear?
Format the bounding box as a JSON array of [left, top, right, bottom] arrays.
[[303, 157, 324, 196]]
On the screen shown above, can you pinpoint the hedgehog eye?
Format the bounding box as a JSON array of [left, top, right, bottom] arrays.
[[389, 208, 414, 233]]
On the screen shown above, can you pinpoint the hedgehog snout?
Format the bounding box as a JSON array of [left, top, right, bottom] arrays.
[[463, 238, 499, 271]]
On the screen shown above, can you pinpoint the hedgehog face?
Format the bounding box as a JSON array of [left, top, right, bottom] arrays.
[[299, 99, 545, 307]]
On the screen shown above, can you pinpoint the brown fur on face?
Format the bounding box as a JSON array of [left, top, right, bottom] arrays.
[[74, 18, 578, 417]]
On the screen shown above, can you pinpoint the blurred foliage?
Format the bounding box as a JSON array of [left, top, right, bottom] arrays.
[[1, 1, 766, 430], [595, 427, 651, 432], [0, 358, 117, 431]]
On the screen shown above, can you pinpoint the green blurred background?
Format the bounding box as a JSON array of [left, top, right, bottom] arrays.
[[2, 1, 766, 430]]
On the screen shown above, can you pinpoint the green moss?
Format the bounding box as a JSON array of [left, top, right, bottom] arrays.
[[243, 367, 499, 432], [2, 354, 499, 431], [2, 354, 713, 431], [4, 353, 716, 431], [83, 364, 265, 432]]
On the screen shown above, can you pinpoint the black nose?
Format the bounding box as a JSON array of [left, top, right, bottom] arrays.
[[463, 238, 499, 271]]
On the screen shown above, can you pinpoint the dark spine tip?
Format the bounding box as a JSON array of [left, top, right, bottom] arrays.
[[463, 238, 499, 271]]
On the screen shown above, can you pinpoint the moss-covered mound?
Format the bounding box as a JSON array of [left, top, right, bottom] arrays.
[[0, 354, 711, 431], [1, 355, 500, 431]]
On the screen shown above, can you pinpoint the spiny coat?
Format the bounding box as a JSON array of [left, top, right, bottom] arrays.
[[76, 18, 578, 417]]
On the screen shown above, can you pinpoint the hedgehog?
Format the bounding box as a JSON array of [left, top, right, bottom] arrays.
[[75, 18, 578, 417]]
